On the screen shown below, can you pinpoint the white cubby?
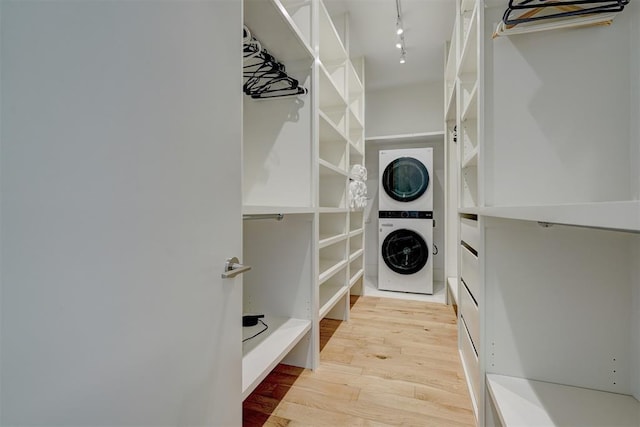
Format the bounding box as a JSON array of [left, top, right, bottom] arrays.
[[348, 254, 363, 285], [318, 239, 347, 283], [319, 266, 348, 319], [244, 0, 314, 64], [243, 73, 313, 209], [318, 1, 347, 64], [319, 114, 348, 171], [461, 165, 478, 208], [242, 214, 314, 398], [349, 210, 363, 233], [486, 374, 640, 427], [319, 165, 347, 209], [319, 212, 348, 248]]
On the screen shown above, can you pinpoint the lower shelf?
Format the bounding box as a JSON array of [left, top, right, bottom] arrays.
[[319, 284, 348, 319], [242, 315, 311, 399], [349, 268, 364, 287], [486, 374, 640, 427]]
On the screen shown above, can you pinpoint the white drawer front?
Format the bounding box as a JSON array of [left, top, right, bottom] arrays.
[[461, 318, 480, 406], [460, 282, 480, 353], [461, 244, 480, 299], [460, 217, 479, 251]]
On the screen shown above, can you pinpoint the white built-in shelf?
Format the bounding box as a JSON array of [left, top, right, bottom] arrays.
[[446, 84, 457, 121], [349, 269, 364, 287], [447, 277, 459, 305], [349, 228, 364, 238], [319, 284, 348, 319], [319, 110, 348, 141], [319, 207, 348, 214], [318, 0, 347, 63], [319, 159, 348, 176], [347, 61, 364, 96], [445, 45, 457, 84], [242, 315, 311, 399], [349, 140, 364, 158], [243, 205, 315, 215], [486, 374, 640, 427], [462, 146, 478, 168], [365, 131, 445, 145], [319, 63, 347, 109], [349, 248, 364, 262], [458, 3, 478, 76], [461, 83, 478, 121], [461, 0, 476, 13], [319, 233, 348, 249], [349, 108, 364, 131], [480, 201, 640, 233], [319, 259, 348, 284], [244, 0, 314, 64]]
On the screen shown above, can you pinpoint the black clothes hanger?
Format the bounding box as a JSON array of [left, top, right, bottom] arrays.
[[242, 26, 308, 100], [502, 0, 628, 25]]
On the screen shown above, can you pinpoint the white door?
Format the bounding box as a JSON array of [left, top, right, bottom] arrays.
[[1, 1, 242, 425]]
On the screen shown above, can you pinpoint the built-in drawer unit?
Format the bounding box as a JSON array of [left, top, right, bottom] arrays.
[[461, 317, 480, 408], [460, 242, 480, 299], [460, 214, 479, 251], [460, 279, 480, 352]]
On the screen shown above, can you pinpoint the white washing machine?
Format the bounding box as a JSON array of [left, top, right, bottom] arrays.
[[379, 148, 433, 212], [378, 216, 433, 294]]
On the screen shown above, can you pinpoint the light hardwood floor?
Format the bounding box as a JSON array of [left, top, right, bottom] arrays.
[[243, 296, 476, 426]]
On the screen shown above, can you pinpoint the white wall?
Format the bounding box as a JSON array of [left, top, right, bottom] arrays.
[[365, 81, 444, 137], [364, 138, 445, 284], [633, 237, 640, 400]]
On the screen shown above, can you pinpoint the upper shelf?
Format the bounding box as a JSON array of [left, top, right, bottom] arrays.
[[480, 200, 640, 233], [458, 3, 478, 76], [366, 131, 445, 145], [244, 0, 314, 64], [319, 0, 347, 63]]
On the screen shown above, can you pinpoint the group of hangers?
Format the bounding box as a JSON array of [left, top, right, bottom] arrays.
[[243, 26, 307, 99], [494, 0, 630, 38]]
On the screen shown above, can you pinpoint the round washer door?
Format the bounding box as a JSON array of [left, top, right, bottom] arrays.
[[381, 229, 429, 275], [382, 157, 429, 202]]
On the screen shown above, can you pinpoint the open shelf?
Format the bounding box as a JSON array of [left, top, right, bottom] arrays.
[[319, 233, 347, 249], [486, 374, 640, 427], [242, 315, 311, 399], [319, 158, 348, 177], [318, 0, 347, 64], [319, 284, 348, 320], [365, 131, 445, 145], [446, 83, 457, 121], [462, 146, 478, 168], [458, 3, 478, 76], [348, 248, 364, 262], [349, 267, 364, 288], [349, 228, 364, 238], [243, 206, 315, 215], [480, 200, 640, 233], [244, 0, 314, 64], [319, 63, 347, 110], [319, 258, 347, 284], [461, 81, 478, 121]]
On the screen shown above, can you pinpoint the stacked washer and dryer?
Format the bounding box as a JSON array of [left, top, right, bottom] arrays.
[[378, 148, 434, 294]]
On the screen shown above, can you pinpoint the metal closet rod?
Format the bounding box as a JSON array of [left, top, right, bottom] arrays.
[[242, 213, 284, 221]]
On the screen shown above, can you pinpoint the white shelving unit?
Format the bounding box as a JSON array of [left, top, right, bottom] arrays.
[[242, 0, 317, 400], [315, 0, 366, 333], [445, 1, 640, 425]]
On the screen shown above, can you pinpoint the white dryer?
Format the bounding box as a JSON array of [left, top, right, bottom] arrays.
[[379, 148, 433, 212], [378, 216, 433, 294]]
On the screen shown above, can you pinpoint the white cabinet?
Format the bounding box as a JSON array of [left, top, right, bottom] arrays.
[[446, 0, 640, 425]]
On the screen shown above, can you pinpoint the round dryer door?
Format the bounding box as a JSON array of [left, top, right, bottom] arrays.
[[381, 157, 429, 202], [381, 229, 429, 275]]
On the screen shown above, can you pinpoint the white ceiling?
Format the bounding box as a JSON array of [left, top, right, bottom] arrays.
[[324, 0, 456, 90]]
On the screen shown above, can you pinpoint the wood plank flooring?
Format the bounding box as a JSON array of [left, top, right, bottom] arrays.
[[243, 296, 476, 426]]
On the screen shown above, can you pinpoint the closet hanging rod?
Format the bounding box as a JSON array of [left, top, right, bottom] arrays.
[[243, 213, 284, 221]]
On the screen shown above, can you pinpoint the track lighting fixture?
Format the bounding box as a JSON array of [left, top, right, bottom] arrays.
[[395, 0, 406, 63]]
